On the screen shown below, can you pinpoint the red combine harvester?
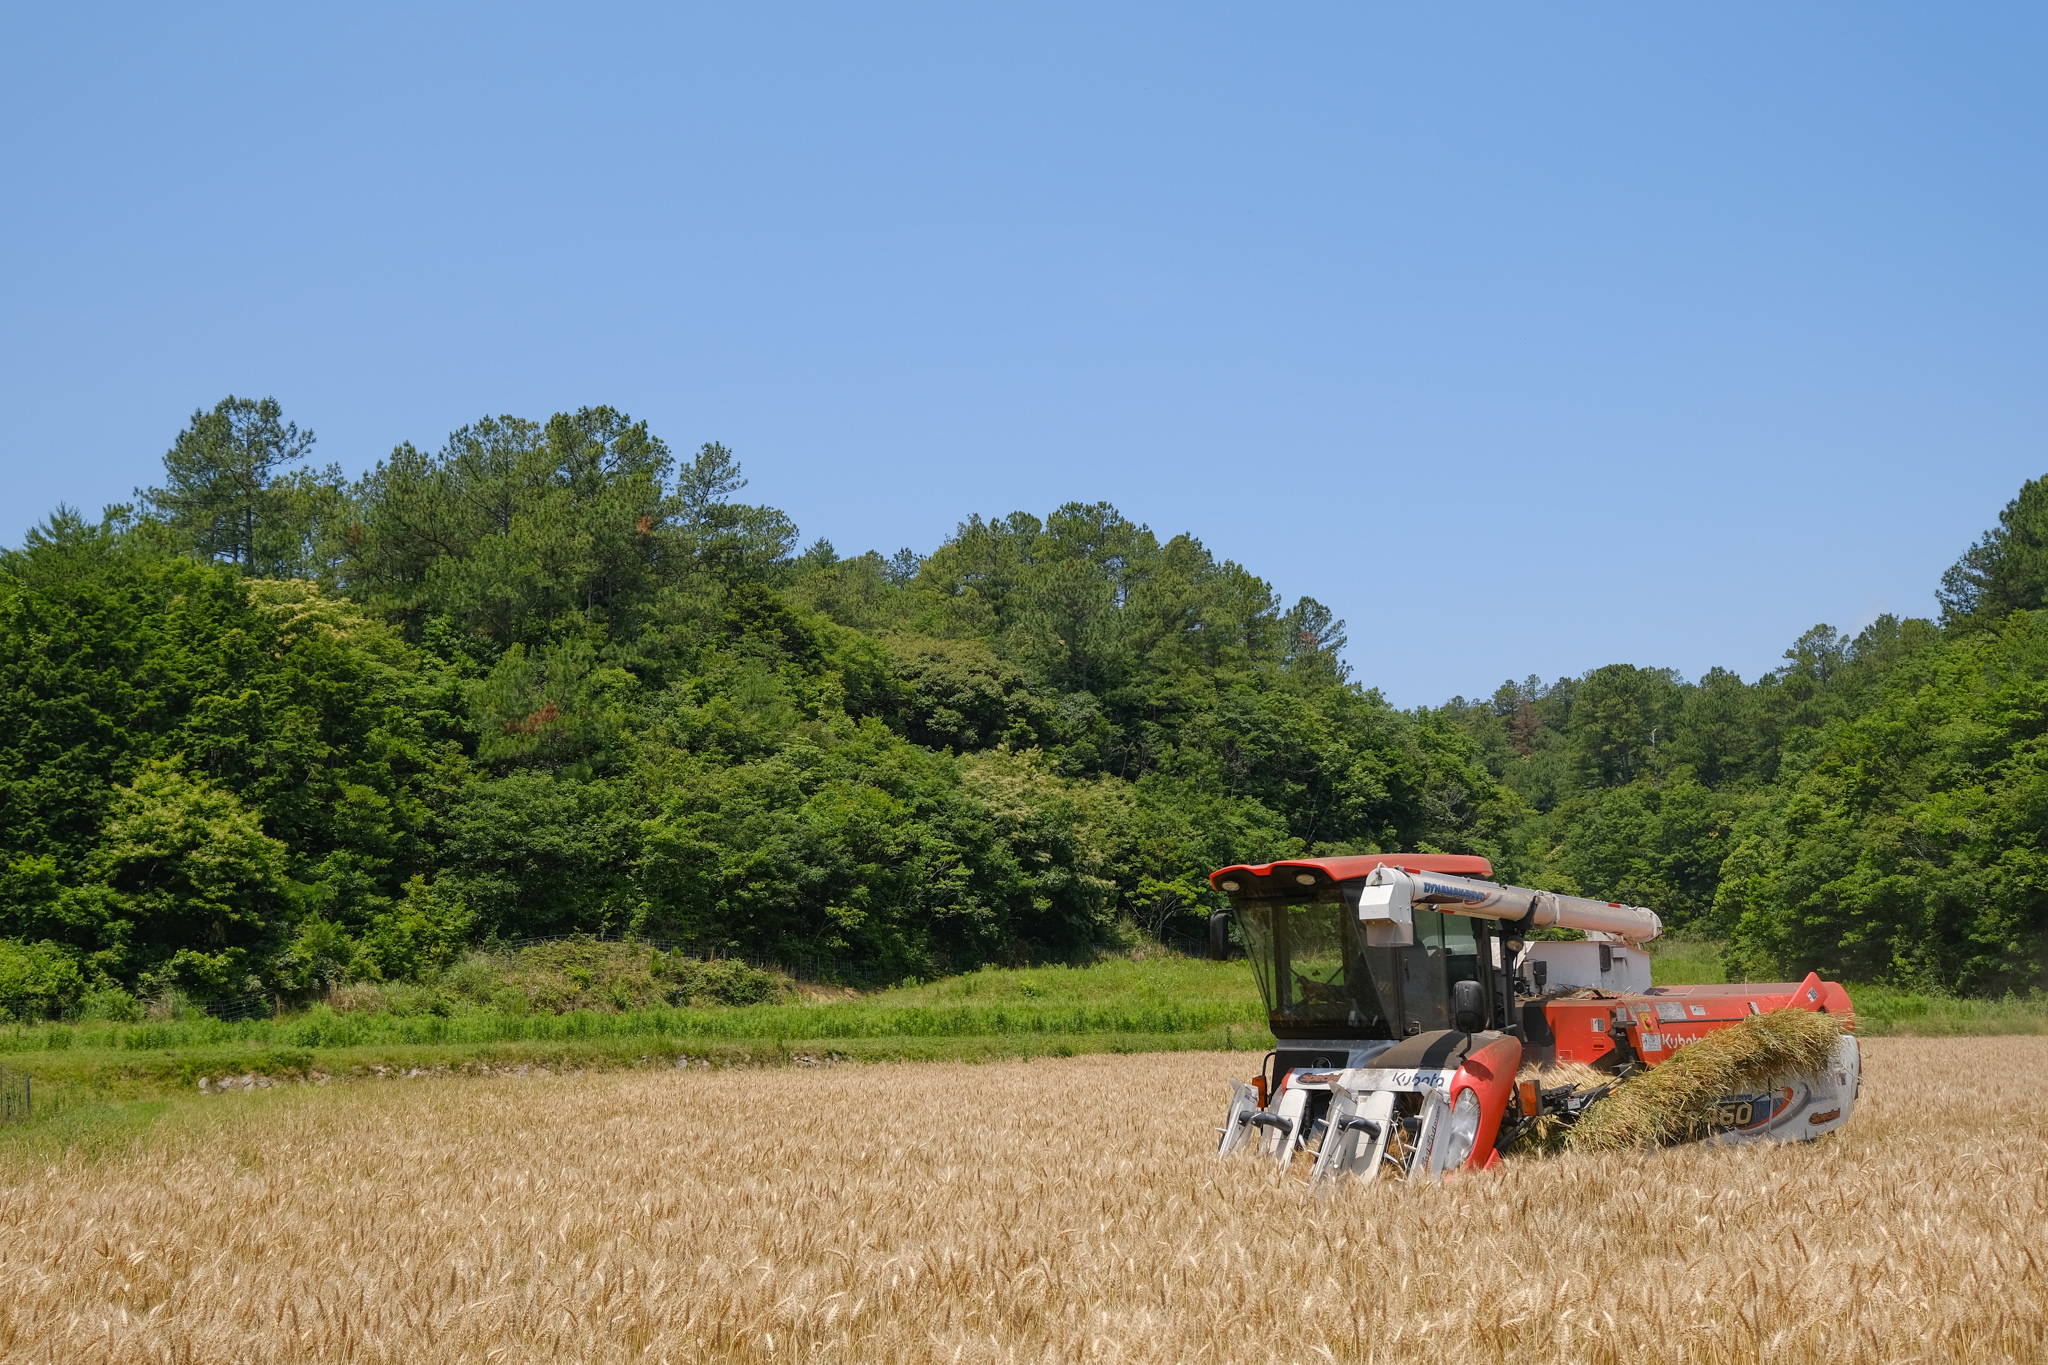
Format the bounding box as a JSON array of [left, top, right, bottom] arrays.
[[1209, 854, 1860, 1183]]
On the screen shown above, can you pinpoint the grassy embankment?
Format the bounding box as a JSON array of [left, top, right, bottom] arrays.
[[2, 937, 2041, 1132], [0, 949, 1269, 1122]]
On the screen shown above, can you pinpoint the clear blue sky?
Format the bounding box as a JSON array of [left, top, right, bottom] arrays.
[[4, 4, 2043, 707]]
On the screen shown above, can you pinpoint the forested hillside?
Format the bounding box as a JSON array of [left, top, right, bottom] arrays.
[[1437, 491, 2048, 995], [2, 395, 2043, 1017]]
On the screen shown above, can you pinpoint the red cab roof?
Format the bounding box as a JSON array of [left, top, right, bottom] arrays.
[[1209, 853, 1493, 891]]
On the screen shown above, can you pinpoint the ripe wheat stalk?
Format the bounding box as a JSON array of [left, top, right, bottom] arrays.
[[0, 1038, 2041, 1363]]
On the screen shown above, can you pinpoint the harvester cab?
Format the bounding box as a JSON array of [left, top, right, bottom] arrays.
[[1210, 855, 1861, 1182]]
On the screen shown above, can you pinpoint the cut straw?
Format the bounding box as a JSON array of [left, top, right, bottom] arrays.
[[1565, 1008, 1846, 1153]]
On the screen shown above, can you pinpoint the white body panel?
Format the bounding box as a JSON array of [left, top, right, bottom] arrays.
[[1309, 1086, 1398, 1183], [1517, 940, 1651, 994], [1226, 1063, 1462, 1185], [1216, 1079, 1263, 1155], [1710, 1034, 1861, 1145]]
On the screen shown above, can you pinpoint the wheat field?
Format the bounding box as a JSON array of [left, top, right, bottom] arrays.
[[0, 1038, 2041, 1364]]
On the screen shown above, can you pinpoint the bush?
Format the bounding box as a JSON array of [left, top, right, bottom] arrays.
[[665, 955, 782, 1006], [145, 987, 205, 1022], [354, 877, 473, 982], [317, 939, 789, 1016], [89, 761, 294, 990], [274, 917, 358, 997], [0, 939, 87, 1022], [76, 985, 144, 1022], [377, 981, 455, 1017], [324, 982, 389, 1015], [446, 940, 789, 1013]]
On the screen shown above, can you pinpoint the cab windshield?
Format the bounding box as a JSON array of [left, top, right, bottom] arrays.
[[1234, 891, 1457, 1039]]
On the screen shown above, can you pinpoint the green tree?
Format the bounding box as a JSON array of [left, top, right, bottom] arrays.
[[9, 399, 1654, 991], [0, 939, 88, 1021], [880, 636, 1043, 752], [1661, 667, 1763, 787], [1567, 664, 1684, 789], [84, 760, 295, 996], [0, 526, 469, 983], [1939, 473, 2048, 627], [343, 418, 796, 651], [139, 396, 344, 578], [675, 441, 799, 581], [1718, 611, 2048, 991], [1280, 597, 1350, 683], [342, 410, 681, 647], [353, 875, 474, 981], [1550, 777, 1737, 927]]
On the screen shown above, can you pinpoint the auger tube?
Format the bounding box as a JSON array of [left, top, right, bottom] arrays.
[[1360, 866, 1662, 945]]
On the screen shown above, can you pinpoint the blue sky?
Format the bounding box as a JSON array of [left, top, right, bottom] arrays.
[[3, 4, 2043, 707]]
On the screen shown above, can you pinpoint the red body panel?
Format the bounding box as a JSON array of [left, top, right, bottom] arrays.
[[1543, 998, 1624, 1066], [1542, 979, 1856, 1068], [1446, 1033, 1522, 1168], [1209, 853, 1493, 891]]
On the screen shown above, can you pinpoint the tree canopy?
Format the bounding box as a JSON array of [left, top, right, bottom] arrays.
[[1, 395, 2042, 1016], [1939, 473, 2048, 628]]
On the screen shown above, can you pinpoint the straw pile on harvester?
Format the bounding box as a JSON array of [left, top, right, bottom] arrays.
[[1565, 1007, 1846, 1152]]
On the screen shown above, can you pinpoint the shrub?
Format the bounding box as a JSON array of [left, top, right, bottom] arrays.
[[0, 939, 87, 1021], [273, 917, 358, 997], [255, 1047, 315, 1077], [76, 985, 144, 1022], [354, 877, 473, 982], [90, 761, 293, 991], [377, 981, 455, 1017], [145, 987, 205, 1022], [323, 939, 789, 1016], [667, 956, 782, 1006], [470, 940, 790, 1013], [325, 982, 389, 1015], [442, 952, 502, 1003]]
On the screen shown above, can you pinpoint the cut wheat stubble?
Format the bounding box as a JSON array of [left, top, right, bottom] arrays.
[[0, 1038, 2042, 1364]]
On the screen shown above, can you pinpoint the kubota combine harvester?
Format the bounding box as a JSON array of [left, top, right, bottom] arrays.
[[1211, 855, 1860, 1182]]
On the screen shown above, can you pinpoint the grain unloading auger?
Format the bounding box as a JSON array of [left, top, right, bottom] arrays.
[[1209, 855, 1861, 1183]]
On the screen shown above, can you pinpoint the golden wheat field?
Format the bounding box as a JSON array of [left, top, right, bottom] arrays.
[[0, 1037, 2042, 1365]]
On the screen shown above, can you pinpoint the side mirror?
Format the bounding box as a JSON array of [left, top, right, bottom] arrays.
[[1208, 911, 1232, 961], [1452, 979, 1485, 1034]]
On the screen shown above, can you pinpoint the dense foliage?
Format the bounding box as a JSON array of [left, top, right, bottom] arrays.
[[3, 395, 2043, 1015], [1434, 494, 2048, 992], [0, 399, 1500, 1015]]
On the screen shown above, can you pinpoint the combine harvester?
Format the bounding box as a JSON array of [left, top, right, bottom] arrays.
[[1211, 854, 1860, 1182]]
